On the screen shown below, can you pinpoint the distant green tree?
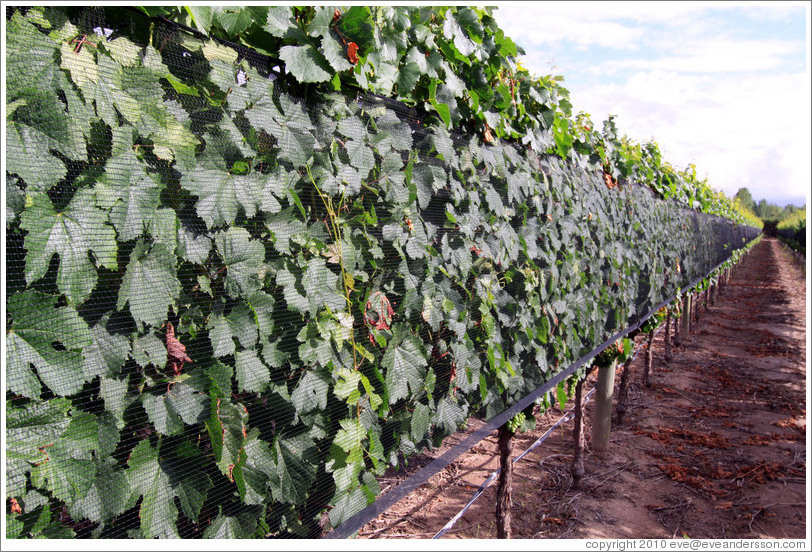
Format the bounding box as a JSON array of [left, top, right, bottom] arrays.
[[734, 187, 756, 211]]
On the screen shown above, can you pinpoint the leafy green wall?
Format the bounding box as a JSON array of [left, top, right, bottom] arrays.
[[5, 7, 758, 538]]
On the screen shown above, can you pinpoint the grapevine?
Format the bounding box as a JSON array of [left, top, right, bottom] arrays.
[[4, 6, 761, 539]]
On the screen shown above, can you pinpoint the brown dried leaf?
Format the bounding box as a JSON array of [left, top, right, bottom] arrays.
[[165, 322, 192, 377]]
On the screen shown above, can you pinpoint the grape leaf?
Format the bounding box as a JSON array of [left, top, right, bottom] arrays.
[[5, 121, 67, 191], [81, 317, 131, 380], [214, 7, 254, 35], [268, 433, 319, 505], [202, 509, 259, 538], [322, 34, 354, 72], [208, 301, 258, 358], [117, 240, 180, 329], [7, 291, 92, 398], [69, 458, 130, 524], [382, 325, 428, 404], [396, 61, 421, 96], [235, 350, 270, 393], [104, 36, 141, 66], [244, 93, 317, 167], [142, 380, 208, 436], [264, 6, 297, 38], [206, 396, 250, 477], [5, 12, 59, 99], [30, 441, 96, 503], [6, 398, 72, 464], [126, 440, 180, 538], [181, 167, 269, 229], [20, 189, 117, 304], [291, 369, 330, 415], [214, 227, 265, 298], [279, 43, 333, 83], [96, 148, 164, 241], [60, 41, 99, 89], [410, 402, 431, 442]]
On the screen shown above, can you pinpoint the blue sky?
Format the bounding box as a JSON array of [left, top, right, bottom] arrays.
[[494, 1, 811, 207]]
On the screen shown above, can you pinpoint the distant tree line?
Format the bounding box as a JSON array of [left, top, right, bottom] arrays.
[[733, 187, 804, 223]]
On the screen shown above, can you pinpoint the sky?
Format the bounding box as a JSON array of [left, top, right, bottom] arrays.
[[493, 1, 811, 207]]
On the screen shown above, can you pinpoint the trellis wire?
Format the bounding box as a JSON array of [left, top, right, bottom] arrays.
[[325, 259, 732, 539], [430, 324, 662, 539]]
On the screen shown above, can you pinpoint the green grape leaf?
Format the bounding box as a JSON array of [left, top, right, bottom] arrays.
[[235, 350, 270, 393], [291, 369, 330, 415], [7, 292, 92, 398], [244, 94, 317, 166], [410, 402, 431, 442], [264, 6, 297, 38], [5, 12, 59, 98], [20, 189, 117, 304], [382, 325, 428, 404], [96, 148, 164, 241], [117, 240, 180, 329], [279, 43, 333, 83], [344, 138, 375, 179], [126, 440, 180, 539], [104, 36, 141, 66], [30, 441, 96, 503], [202, 509, 259, 538], [181, 167, 267, 229], [6, 398, 72, 465], [396, 61, 421, 96], [68, 458, 130, 524], [269, 433, 319, 505], [6, 175, 26, 224], [142, 380, 208, 436], [322, 34, 354, 72], [214, 7, 254, 35], [201, 39, 239, 64], [82, 317, 130, 380], [435, 396, 465, 433], [5, 121, 67, 191], [60, 41, 99, 89], [206, 396, 250, 477], [214, 227, 265, 298]]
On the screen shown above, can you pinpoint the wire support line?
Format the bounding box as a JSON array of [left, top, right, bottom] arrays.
[[430, 335, 657, 539], [324, 244, 752, 539]]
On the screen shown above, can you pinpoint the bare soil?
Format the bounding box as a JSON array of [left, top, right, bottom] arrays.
[[357, 238, 807, 540]]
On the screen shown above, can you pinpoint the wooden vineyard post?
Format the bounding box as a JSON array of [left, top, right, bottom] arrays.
[[680, 294, 692, 337], [496, 424, 514, 539], [673, 302, 682, 347], [571, 378, 586, 488], [642, 330, 655, 387], [710, 280, 718, 306], [592, 359, 617, 455], [615, 356, 635, 425], [693, 292, 701, 324], [664, 311, 672, 361]]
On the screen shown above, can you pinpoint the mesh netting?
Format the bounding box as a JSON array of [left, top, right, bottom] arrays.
[[5, 6, 759, 539]]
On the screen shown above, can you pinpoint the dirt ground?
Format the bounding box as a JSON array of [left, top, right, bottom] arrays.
[[357, 238, 807, 540]]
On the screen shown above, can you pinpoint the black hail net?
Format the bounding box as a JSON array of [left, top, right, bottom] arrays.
[[5, 6, 760, 539]]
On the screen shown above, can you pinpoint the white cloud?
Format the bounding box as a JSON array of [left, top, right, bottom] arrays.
[[572, 70, 811, 204], [601, 39, 802, 74], [493, 1, 811, 206]]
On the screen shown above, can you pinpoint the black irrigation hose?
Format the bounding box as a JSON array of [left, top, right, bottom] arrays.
[[431, 325, 661, 539], [431, 386, 597, 539], [324, 246, 751, 539]]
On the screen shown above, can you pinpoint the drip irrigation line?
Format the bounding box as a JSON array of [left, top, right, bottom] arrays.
[[323, 196, 757, 540], [430, 334, 659, 539], [431, 383, 596, 539]]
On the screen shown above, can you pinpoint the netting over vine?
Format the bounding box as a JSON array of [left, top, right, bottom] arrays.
[[5, 6, 760, 539]]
